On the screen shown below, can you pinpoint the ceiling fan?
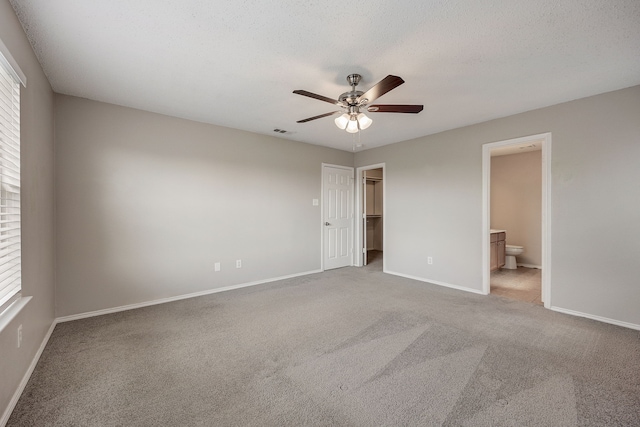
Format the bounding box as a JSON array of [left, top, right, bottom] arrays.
[[293, 74, 423, 133]]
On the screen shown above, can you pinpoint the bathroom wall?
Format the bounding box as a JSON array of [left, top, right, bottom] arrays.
[[491, 150, 542, 267]]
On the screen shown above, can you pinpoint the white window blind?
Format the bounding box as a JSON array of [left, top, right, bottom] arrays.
[[0, 51, 21, 311]]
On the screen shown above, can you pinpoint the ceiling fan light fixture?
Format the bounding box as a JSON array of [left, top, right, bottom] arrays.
[[357, 113, 372, 130], [294, 73, 422, 136], [334, 113, 350, 130], [346, 117, 359, 133]]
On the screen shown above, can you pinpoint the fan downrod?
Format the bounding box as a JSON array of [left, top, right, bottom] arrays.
[[339, 74, 365, 105]]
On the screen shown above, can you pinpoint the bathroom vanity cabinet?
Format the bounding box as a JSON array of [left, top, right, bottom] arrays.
[[490, 231, 506, 271]]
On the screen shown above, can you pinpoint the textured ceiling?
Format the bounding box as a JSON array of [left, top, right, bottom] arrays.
[[10, 0, 640, 151]]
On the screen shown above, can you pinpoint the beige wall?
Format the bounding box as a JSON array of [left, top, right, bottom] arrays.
[[491, 150, 542, 267], [0, 1, 55, 421], [54, 95, 353, 317], [355, 85, 640, 327]]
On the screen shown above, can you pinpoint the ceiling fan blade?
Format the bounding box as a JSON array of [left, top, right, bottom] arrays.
[[367, 104, 424, 113], [359, 75, 405, 104], [296, 111, 341, 123], [293, 90, 343, 106]]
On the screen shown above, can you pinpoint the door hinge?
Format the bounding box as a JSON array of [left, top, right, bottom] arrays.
[[363, 248, 366, 254]]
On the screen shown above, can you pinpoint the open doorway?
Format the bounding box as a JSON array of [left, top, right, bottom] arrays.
[[482, 134, 551, 308], [355, 164, 385, 269]]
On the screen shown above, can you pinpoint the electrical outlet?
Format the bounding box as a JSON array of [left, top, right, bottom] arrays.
[[428, 257, 433, 265], [236, 259, 242, 268], [312, 199, 319, 206], [17, 324, 22, 348], [214, 262, 220, 272]]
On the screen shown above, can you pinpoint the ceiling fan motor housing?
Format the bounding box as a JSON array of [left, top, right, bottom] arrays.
[[339, 90, 364, 106]]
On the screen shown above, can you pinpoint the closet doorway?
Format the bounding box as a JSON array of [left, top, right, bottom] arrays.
[[356, 164, 385, 268]]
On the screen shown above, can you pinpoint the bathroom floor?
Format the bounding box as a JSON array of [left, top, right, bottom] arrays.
[[491, 266, 542, 305]]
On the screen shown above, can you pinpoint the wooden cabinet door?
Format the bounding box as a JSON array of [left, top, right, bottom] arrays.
[[490, 241, 498, 271], [497, 240, 505, 268]]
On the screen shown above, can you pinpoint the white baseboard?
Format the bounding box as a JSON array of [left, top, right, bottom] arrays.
[[56, 269, 322, 323], [518, 263, 542, 269], [1, 320, 56, 427], [384, 270, 485, 295], [549, 306, 640, 331]]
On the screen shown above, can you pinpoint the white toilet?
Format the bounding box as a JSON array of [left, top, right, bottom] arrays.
[[504, 245, 524, 269]]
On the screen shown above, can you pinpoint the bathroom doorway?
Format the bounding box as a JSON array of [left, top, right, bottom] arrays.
[[482, 134, 551, 308], [355, 164, 385, 270]]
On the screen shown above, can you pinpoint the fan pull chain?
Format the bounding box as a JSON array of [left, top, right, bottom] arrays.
[[352, 128, 363, 151]]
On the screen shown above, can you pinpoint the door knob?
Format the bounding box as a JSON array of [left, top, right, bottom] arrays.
[[325, 222, 331, 226]]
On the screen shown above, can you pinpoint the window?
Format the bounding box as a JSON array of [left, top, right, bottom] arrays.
[[0, 42, 24, 315]]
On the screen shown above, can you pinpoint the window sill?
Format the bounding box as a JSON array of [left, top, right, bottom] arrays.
[[0, 296, 32, 334]]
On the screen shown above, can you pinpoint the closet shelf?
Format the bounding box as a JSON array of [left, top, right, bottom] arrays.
[[366, 214, 382, 218]]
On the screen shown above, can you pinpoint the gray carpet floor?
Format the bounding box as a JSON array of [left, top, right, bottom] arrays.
[[8, 255, 640, 426]]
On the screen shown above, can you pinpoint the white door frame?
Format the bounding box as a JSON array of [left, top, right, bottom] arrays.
[[321, 163, 355, 271], [355, 163, 386, 269], [482, 133, 552, 308]]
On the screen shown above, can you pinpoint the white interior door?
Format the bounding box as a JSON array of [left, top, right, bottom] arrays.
[[323, 165, 354, 270]]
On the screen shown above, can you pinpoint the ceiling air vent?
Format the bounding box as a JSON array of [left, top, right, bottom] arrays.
[[273, 129, 295, 135]]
